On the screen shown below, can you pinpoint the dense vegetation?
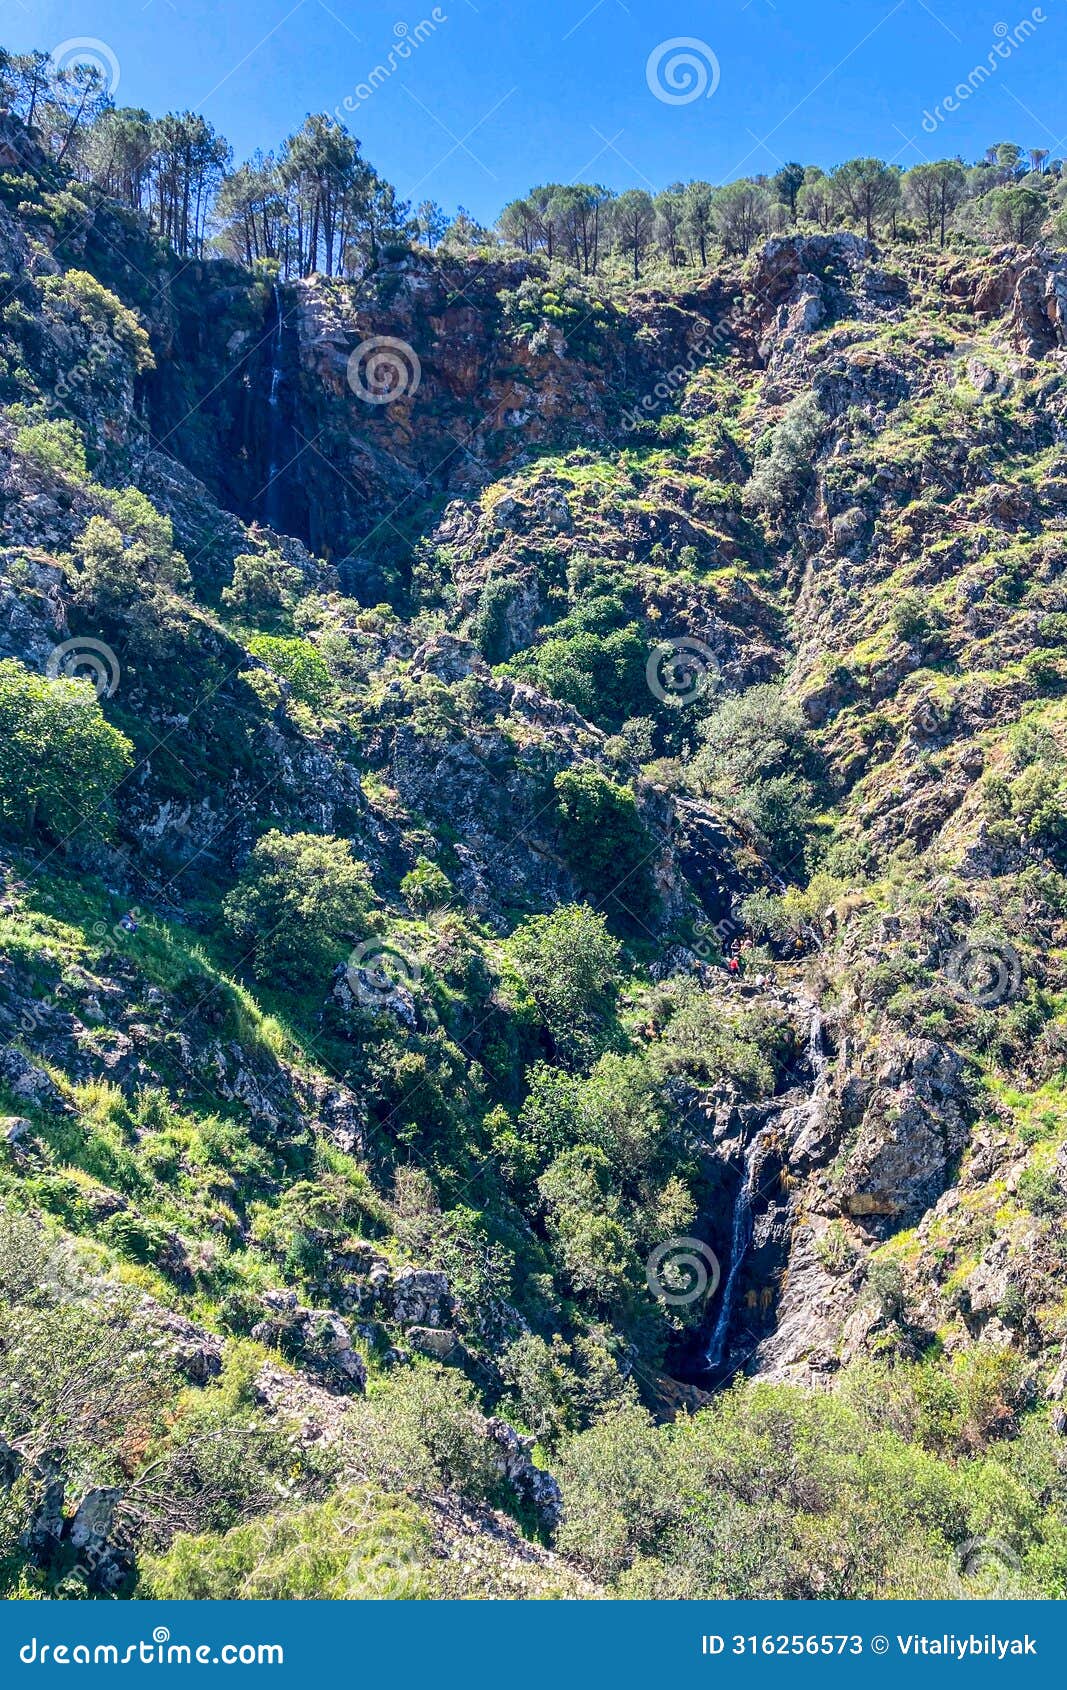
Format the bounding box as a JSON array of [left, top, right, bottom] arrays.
[[0, 45, 1066, 1601]]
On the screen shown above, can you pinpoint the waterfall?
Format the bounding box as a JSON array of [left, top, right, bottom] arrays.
[[705, 1122, 775, 1371], [805, 1006, 828, 1118], [263, 282, 285, 528], [791, 1002, 830, 1157], [704, 1002, 828, 1373]]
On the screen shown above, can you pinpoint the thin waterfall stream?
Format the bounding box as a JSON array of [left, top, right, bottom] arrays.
[[704, 1120, 776, 1371], [262, 283, 285, 529], [704, 1002, 828, 1373]]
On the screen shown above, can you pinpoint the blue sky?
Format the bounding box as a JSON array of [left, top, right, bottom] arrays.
[[6, 0, 1067, 219]]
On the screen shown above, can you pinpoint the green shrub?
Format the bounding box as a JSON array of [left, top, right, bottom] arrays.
[[553, 767, 654, 920], [141, 1489, 433, 1599], [247, 634, 334, 710], [507, 903, 622, 1065], [13, 418, 88, 482], [1017, 1161, 1065, 1218], [693, 683, 817, 871], [0, 658, 133, 844], [222, 551, 303, 624], [75, 511, 188, 605], [39, 269, 152, 374], [222, 830, 373, 986], [744, 393, 824, 515], [502, 590, 646, 730], [401, 855, 452, 912]]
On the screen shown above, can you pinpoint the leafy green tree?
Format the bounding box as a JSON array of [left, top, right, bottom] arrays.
[[222, 551, 303, 624], [796, 168, 837, 229], [246, 635, 334, 710], [773, 162, 806, 220], [507, 903, 622, 1064], [552, 183, 612, 274], [553, 767, 655, 920], [415, 199, 451, 248], [710, 180, 771, 255], [0, 48, 53, 128], [653, 186, 687, 266], [538, 1145, 635, 1304], [78, 106, 155, 207], [693, 683, 816, 871], [75, 508, 188, 609], [681, 180, 715, 265], [13, 419, 89, 482], [744, 391, 824, 516], [146, 111, 232, 258], [831, 157, 900, 238], [0, 659, 133, 844], [555, 1400, 678, 1579], [611, 189, 655, 280], [505, 600, 645, 731], [39, 269, 153, 374], [212, 153, 287, 265], [904, 160, 966, 245], [982, 185, 1045, 243], [222, 830, 373, 985]]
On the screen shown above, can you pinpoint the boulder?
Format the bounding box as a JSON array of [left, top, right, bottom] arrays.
[[252, 1293, 367, 1394]]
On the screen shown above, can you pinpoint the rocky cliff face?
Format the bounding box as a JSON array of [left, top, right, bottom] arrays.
[[3, 117, 1067, 1596]]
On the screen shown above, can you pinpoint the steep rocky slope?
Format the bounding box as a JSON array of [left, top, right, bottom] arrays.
[[2, 110, 1067, 1598]]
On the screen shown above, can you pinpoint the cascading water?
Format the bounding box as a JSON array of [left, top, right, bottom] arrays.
[[262, 283, 285, 529], [804, 1006, 828, 1122], [704, 1123, 775, 1372], [704, 1002, 829, 1374]]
